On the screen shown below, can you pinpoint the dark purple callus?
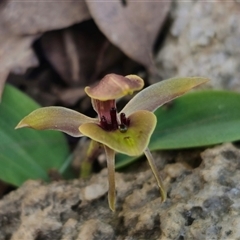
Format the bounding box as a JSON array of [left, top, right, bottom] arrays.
[[99, 107, 130, 132], [100, 116, 110, 130], [110, 108, 118, 129], [120, 113, 126, 125]]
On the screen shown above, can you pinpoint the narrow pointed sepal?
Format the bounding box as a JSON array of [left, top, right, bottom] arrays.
[[144, 148, 166, 202], [104, 146, 116, 211], [79, 110, 156, 156], [15, 107, 98, 137], [122, 77, 209, 116]]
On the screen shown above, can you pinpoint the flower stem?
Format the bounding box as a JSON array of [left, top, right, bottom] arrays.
[[144, 148, 166, 202], [104, 146, 116, 211], [80, 140, 100, 178]]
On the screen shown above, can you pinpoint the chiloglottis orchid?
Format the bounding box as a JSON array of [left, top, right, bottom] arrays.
[[15, 74, 208, 211]]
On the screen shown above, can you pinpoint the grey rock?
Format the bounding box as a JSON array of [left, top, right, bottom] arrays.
[[0, 143, 240, 239], [156, 0, 240, 91]]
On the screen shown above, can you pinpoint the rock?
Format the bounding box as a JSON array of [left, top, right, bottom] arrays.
[[77, 219, 114, 240], [155, 0, 240, 91], [0, 143, 240, 239]]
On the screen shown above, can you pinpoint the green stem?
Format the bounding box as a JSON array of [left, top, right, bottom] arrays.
[[144, 148, 166, 202], [80, 140, 101, 178], [104, 146, 116, 211]]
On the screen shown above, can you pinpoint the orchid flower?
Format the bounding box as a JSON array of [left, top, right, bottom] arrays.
[[16, 74, 208, 211]]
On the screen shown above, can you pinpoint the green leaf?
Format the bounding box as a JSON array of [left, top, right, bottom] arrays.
[[0, 84, 70, 186], [116, 90, 240, 168]]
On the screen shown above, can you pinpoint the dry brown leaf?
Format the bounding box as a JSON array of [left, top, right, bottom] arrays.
[[54, 87, 86, 106], [0, 35, 38, 97], [0, 35, 38, 72], [85, 0, 171, 72], [41, 22, 125, 86], [0, 71, 10, 98], [0, 0, 91, 99], [0, 0, 91, 35]]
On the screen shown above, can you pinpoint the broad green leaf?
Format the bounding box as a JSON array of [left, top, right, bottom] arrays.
[[116, 90, 240, 168], [0, 84, 70, 186]]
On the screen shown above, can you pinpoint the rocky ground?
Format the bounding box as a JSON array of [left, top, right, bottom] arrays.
[[1, 143, 240, 239]]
